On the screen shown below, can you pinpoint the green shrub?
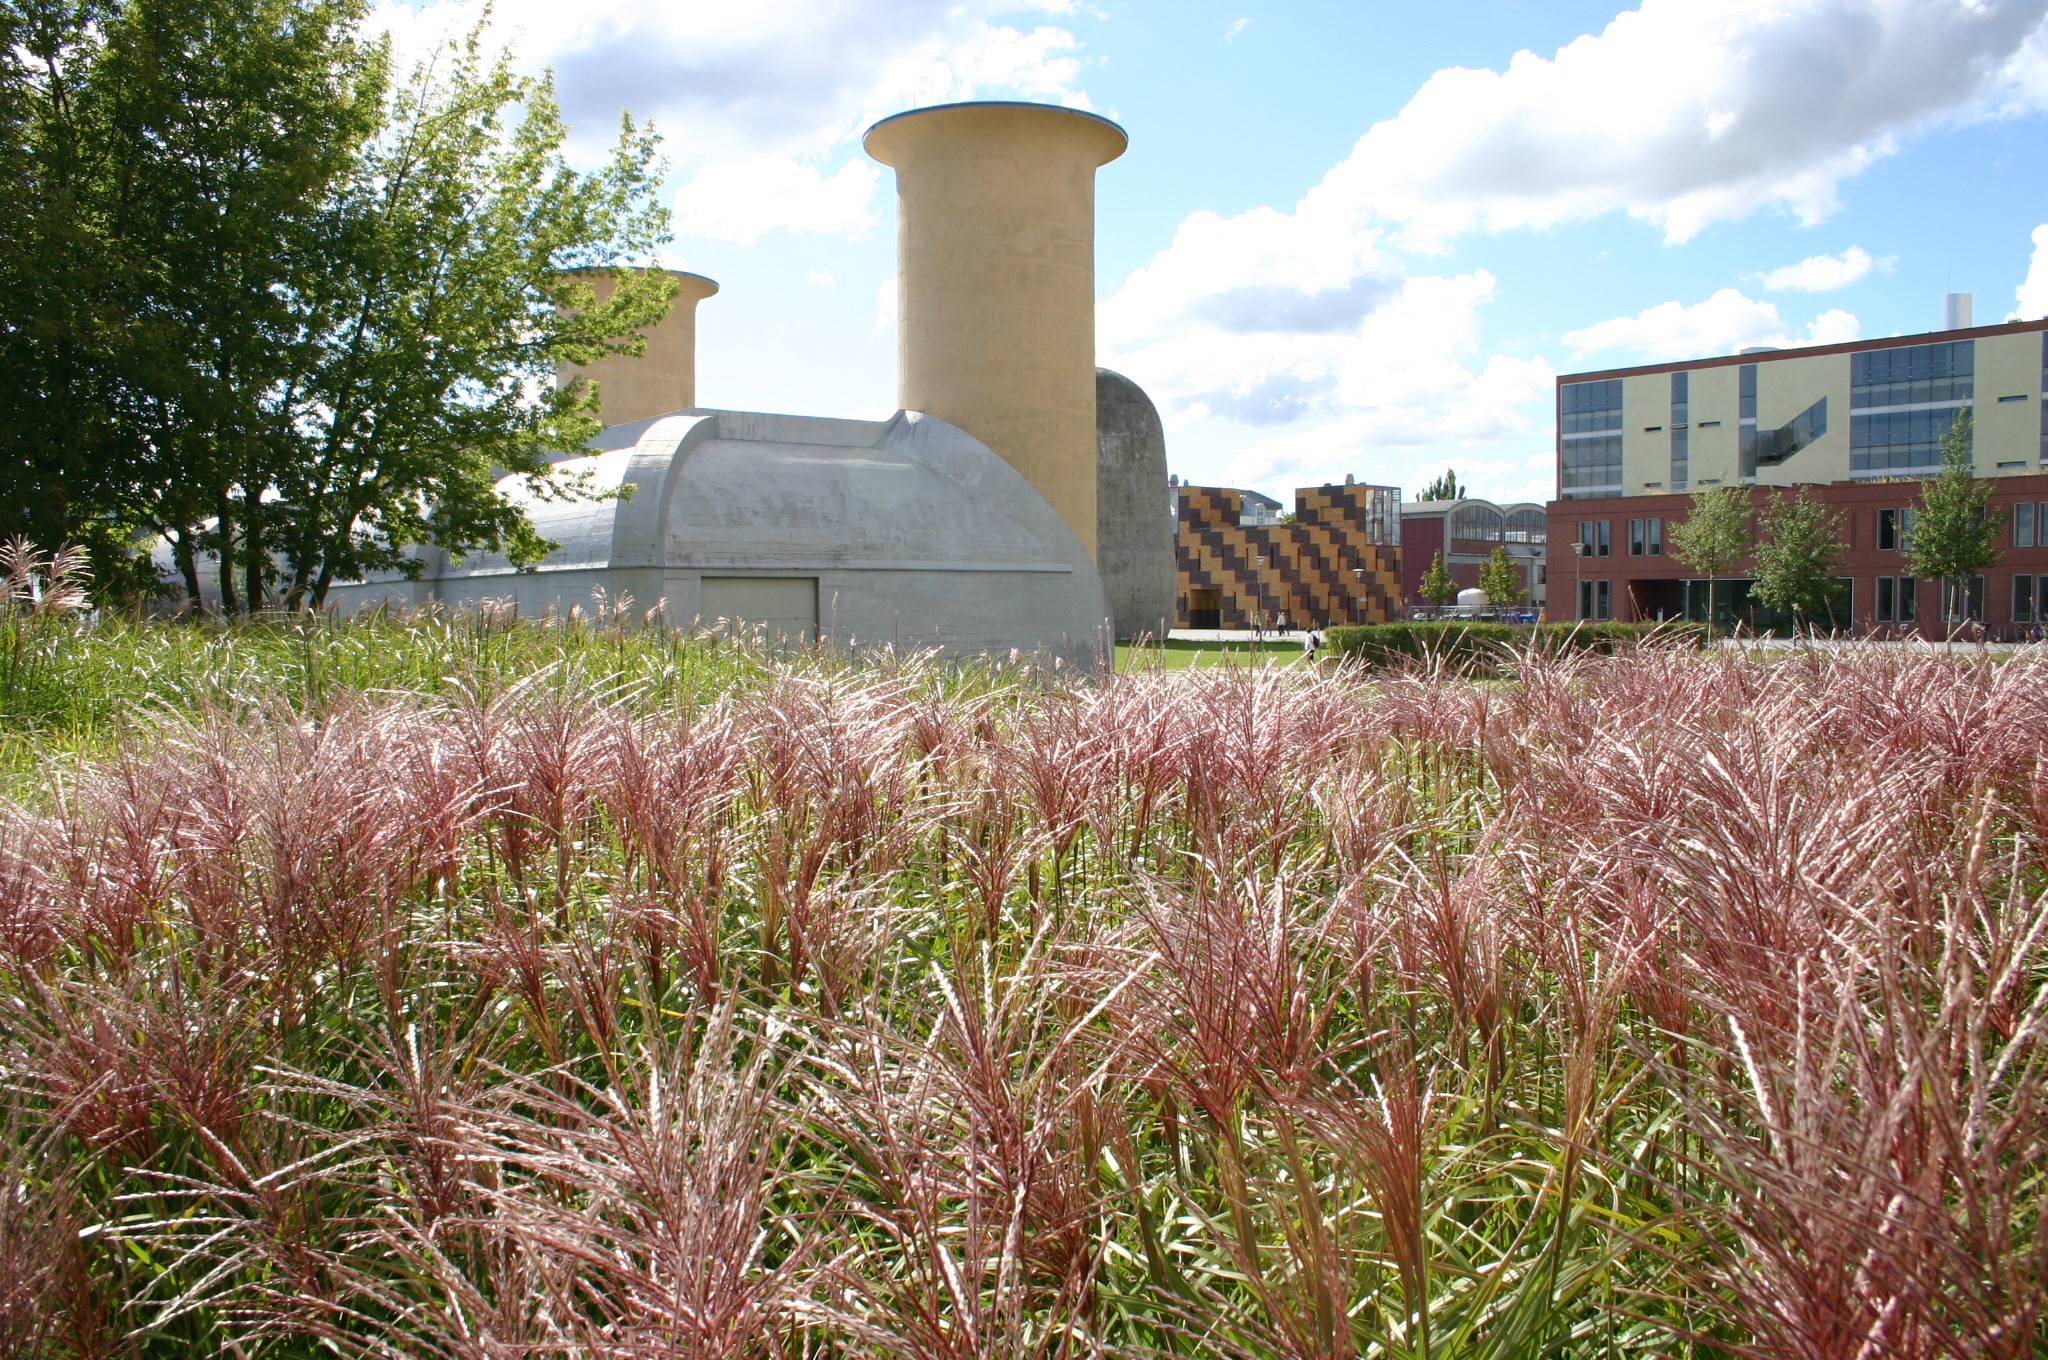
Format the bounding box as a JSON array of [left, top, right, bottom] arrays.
[[1324, 619, 1705, 672]]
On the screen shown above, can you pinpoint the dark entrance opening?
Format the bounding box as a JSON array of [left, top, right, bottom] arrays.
[[1188, 588, 1221, 630], [1631, 578, 1686, 622]]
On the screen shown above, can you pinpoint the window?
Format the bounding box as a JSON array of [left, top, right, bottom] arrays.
[[1503, 508, 1547, 545], [1738, 364, 1758, 479], [1850, 340, 1974, 477], [1450, 503, 1504, 544], [2015, 574, 2035, 624], [1579, 579, 1611, 620], [1876, 577, 1918, 624], [1755, 398, 1828, 467], [1578, 520, 1610, 557], [1628, 517, 1664, 556], [1670, 371, 1690, 491], [1877, 507, 1917, 552], [1561, 379, 1624, 497], [1944, 575, 1987, 623], [2017, 502, 2036, 549]]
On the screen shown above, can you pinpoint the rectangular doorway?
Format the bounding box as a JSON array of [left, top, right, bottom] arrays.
[[699, 577, 819, 645], [1188, 588, 1221, 630]]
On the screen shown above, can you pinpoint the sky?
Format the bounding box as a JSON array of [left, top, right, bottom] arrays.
[[375, 0, 2048, 506]]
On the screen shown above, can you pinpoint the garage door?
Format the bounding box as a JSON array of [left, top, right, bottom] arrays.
[[698, 577, 819, 645]]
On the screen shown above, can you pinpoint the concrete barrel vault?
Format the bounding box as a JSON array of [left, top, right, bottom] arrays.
[[865, 101, 1127, 561], [1096, 367, 1175, 640], [555, 269, 720, 427]]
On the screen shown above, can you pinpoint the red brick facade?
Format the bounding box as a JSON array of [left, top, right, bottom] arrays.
[[1546, 475, 2048, 637]]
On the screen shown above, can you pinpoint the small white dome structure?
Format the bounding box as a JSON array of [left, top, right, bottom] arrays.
[[321, 408, 1110, 666], [1457, 587, 1490, 608]]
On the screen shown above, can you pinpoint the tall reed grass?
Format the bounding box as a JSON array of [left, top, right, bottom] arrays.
[[0, 626, 2042, 1357]]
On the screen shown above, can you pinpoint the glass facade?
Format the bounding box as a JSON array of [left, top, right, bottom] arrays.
[[1503, 508, 1546, 544], [1670, 371, 1689, 491], [1850, 340, 1974, 476], [1738, 364, 1758, 480], [1755, 397, 1828, 466], [1449, 503, 1504, 543], [1561, 379, 1623, 498]]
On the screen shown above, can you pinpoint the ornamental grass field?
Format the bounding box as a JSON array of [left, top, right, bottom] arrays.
[[0, 612, 2042, 1358]]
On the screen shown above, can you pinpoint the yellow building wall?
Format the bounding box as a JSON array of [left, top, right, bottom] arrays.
[[1977, 331, 2043, 475]]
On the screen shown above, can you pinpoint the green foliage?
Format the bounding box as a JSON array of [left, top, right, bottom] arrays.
[[1665, 483, 1752, 583], [1324, 619, 1704, 672], [1420, 550, 1459, 604], [1477, 544, 1526, 605], [0, 0, 674, 610], [1905, 410, 2002, 621], [1419, 469, 1466, 501], [1749, 489, 1846, 627]]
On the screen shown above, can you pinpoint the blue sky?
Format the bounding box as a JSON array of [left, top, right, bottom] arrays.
[[379, 0, 2048, 505]]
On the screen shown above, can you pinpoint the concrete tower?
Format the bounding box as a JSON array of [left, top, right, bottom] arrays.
[[1096, 368, 1175, 640], [865, 101, 1127, 559], [556, 269, 719, 426]]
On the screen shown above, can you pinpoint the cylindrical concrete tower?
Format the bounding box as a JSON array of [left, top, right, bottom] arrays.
[[865, 102, 1126, 560], [556, 269, 719, 427]]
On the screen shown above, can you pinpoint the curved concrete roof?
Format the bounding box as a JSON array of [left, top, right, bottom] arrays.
[[321, 408, 1112, 666]]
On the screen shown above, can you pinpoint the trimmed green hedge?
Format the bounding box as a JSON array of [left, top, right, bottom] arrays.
[[1324, 620, 1706, 672]]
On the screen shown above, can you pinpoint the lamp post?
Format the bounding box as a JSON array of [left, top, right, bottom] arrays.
[[1571, 539, 1590, 622], [1351, 567, 1364, 623]]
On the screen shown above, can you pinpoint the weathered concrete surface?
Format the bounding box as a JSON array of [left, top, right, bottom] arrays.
[[865, 101, 1126, 560], [320, 408, 1113, 670], [1096, 368, 1175, 640], [555, 269, 719, 426]]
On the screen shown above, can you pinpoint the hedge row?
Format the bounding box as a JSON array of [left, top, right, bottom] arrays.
[[1323, 620, 1707, 671]]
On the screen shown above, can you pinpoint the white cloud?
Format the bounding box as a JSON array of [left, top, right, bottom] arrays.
[[2012, 224, 2048, 319], [806, 269, 838, 286], [673, 157, 880, 244], [874, 276, 898, 332], [1563, 288, 1859, 360], [367, 0, 1090, 240], [1302, 0, 2048, 245], [1099, 200, 1555, 502], [1224, 18, 1251, 42], [1754, 245, 1892, 291]]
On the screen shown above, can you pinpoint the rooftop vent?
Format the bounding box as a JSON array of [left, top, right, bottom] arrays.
[[1945, 293, 1973, 330]]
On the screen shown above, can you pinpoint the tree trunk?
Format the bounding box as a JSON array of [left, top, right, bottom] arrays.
[[172, 532, 202, 612], [214, 493, 239, 616]]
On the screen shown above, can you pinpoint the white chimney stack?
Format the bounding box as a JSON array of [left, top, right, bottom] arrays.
[[1945, 293, 1972, 330]]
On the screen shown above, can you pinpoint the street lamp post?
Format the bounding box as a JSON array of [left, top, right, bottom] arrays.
[[1571, 539, 1590, 622]]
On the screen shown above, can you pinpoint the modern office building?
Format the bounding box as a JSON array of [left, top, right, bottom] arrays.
[[1398, 498, 1548, 610], [1174, 479, 1403, 629], [1548, 312, 2048, 634]]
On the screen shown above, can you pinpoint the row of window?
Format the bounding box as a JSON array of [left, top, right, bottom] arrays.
[[1569, 338, 2002, 486], [1575, 505, 2048, 554], [1564, 575, 2048, 625]]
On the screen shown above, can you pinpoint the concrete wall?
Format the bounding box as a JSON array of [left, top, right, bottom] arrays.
[[321, 408, 1113, 669], [865, 102, 1127, 560], [1095, 368, 1175, 639], [555, 269, 719, 426]]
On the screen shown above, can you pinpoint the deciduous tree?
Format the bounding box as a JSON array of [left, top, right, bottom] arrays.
[[1420, 551, 1458, 605], [1667, 484, 1752, 636], [1477, 544, 1525, 606], [1750, 489, 1845, 631], [1905, 411, 2001, 628]]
